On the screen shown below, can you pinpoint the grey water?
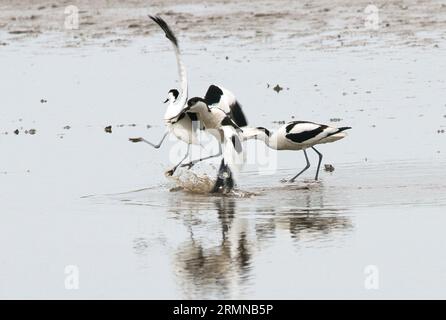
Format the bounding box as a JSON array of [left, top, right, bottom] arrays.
[[1, 8, 446, 298]]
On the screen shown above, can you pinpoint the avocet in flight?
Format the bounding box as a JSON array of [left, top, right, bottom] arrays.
[[243, 121, 351, 182]]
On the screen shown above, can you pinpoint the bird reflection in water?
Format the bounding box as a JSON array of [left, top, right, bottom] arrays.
[[130, 183, 352, 298], [165, 186, 351, 298], [171, 197, 251, 299]]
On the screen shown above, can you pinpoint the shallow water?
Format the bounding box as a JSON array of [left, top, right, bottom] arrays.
[[1, 2, 446, 299]]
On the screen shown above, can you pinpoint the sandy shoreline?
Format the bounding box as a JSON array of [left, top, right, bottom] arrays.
[[1, 0, 445, 50]]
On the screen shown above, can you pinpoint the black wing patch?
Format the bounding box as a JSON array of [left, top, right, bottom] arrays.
[[186, 112, 198, 122], [285, 121, 316, 133], [231, 135, 243, 154], [204, 85, 248, 127], [149, 15, 178, 47], [229, 100, 248, 127], [285, 126, 327, 143], [204, 85, 223, 105]]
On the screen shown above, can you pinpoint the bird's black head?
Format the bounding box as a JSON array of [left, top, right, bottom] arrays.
[[187, 97, 206, 107], [164, 89, 179, 103]]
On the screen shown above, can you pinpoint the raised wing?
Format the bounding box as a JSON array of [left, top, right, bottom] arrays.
[[285, 121, 344, 145], [149, 15, 188, 120], [204, 85, 248, 127]]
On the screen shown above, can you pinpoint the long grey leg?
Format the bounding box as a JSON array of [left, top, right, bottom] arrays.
[[166, 144, 190, 176], [311, 146, 323, 180], [129, 131, 168, 149], [289, 149, 310, 182], [180, 143, 222, 169]]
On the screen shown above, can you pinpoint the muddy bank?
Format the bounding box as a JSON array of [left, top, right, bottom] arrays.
[[0, 0, 445, 50]]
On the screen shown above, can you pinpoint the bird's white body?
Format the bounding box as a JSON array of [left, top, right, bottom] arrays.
[[165, 114, 201, 145], [185, 101, 227, 141]]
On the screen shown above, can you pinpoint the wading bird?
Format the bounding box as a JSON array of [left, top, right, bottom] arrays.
[[130, 16, 247, 178], [184, 97, 245, 192], [242, 121, 351, 182]]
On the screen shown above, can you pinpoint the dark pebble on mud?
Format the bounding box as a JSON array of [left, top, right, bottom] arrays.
[[104, 126, 112, 133], [63, 125, 71, 130], [273, 84, 283, 93], [324, 164, 335, 172], [9, 30, 37, 35], [28, 129, 36, 135], [14, 129, 19, 135], [330, 118, 342, 122], [40, 99, 47, 103]]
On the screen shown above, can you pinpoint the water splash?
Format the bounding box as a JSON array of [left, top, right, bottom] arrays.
[[167, 169, 216, 194], [167, 169, 257, 198]]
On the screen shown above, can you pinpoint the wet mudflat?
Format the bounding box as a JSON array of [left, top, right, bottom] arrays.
[[1, 0, 446, 299]]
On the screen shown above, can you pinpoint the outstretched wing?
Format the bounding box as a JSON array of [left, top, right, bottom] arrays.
[[149, 15, 188, 120], [285, 121, 345, 145], [204, 85, 248, 127]]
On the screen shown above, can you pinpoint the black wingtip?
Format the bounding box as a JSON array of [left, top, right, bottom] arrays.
[[148, 15, 178, 47], [231, 135, 243, 154], [338, 126, 352, 132]]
